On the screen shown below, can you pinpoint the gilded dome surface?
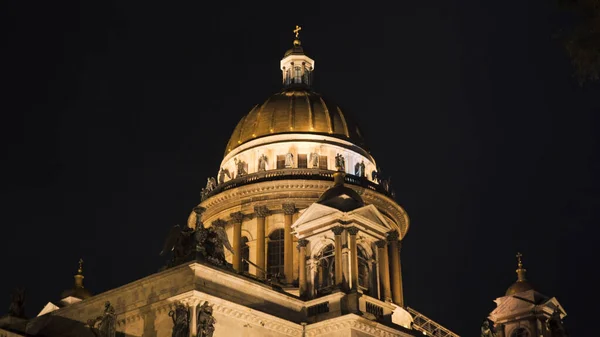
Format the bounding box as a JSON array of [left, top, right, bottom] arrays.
[[225, 89, 367, 155]]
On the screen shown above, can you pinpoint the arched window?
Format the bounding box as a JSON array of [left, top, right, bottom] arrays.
[[510, 328, 530, 337], [315, 244, 335, 294], [241, 236, 249, 273], [357, 245, 370, 292], [294, 66, 302, 83], [267, 229, 285, 278]]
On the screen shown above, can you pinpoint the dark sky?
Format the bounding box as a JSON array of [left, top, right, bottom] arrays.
[[2, 1, 599, 336]]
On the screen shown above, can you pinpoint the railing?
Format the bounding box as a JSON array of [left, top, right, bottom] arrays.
[[202, 168, 394, 201], [407, 307, 460, 337], [307, 302, 330, 317]]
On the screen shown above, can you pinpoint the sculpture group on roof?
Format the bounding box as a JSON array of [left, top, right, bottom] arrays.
[[160, 206, 234, 269]]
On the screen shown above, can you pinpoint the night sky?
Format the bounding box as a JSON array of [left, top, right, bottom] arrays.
[[2, 1, 599, 336]]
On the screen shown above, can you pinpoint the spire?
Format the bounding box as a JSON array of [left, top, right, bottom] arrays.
[[515, 252, 527, 282], [281, 25, 314, 89]]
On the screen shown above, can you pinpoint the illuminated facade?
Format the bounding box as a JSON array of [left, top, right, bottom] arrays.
[[0, 30, 464, 337]]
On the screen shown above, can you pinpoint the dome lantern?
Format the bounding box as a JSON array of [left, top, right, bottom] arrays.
[[280, 25, 314, 89]]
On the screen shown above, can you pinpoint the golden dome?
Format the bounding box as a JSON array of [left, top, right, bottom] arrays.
[[225, 89, 367, 155]]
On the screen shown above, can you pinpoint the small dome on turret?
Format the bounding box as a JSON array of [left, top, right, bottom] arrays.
[[505, 252, 535, 296], [61, 259, 92, 300], [317, 171, 364, 212]]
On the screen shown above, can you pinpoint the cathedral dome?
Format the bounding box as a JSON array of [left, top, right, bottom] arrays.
[[224, 89, 367, 156]]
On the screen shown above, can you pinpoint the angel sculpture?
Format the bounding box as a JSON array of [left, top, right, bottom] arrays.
[[218, 167, 231, 184], [196, 301, 216, 337], [195, 223, 234, 267], [160, 224, 196, 267], [168, 302, 189, 337]]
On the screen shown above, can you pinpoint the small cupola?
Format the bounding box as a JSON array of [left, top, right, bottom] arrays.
[[280, 25, 314, 88]]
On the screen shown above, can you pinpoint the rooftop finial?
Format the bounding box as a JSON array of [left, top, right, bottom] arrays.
[[78, 258, 84, 275], [515, 252, 527, 282], [293, 25, 302, 46], [293, 25, 302, 39]]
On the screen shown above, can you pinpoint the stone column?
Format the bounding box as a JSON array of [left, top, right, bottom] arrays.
[[282, 203, 296, 284], [230, 212, 244, 272], [347, 227, 360, 291], [189, 300, 197, 337], [254, 206, 270, 279], [387, 231, 404, 307], [332, 226, 344, 288], [298, 239, 309, 298], [376, 240, 392, 301]]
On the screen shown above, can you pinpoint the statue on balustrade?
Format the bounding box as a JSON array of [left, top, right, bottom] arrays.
[[354, 160, 365, 177], [309, 152, 319, 168], [201, 177, 217, 200], [169, 302, 189, 337], [335, 153, 345, 171], [258, 154, 268, 171], [285, 152, 294, 168], [197, 301, 216, 337], [234, 157, 247, 177], [88, 301, 116, 337], [218, 167, 231, 184]]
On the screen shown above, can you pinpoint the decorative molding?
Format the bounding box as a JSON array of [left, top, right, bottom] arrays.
[[305, 313, 408, 337], [282, 203, 296, 215], [331, 226, 344, 235], [297, 239, 309, 248], [230, 211, 245, 223], [347, 227, 360, 236], [254, 205, 271, 218], [387, 231, 399, 241], [375, 240, 387, 248]]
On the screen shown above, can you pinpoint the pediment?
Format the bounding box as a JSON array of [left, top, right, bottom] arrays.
[[490, 296, 536, 320], [292, 203, 394, 238], [37, 302, 60, 317]]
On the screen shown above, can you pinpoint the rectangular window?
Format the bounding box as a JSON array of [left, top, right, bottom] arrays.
[[298, 154, 307, 168], [319, 155, 328, 170], [277, 155, 285, 169]]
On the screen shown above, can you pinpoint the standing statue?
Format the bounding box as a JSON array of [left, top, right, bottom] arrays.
[[197, 301, 216, 337], [354, 160, 365, 177], [335, 153, 345, 172], [169, 302, 190, 337], [258, 154, 268, 172], [218, 167, 231, 184], [309, 152, 319, 168], [480, 320, 496, 337], [371, 170, 378, 182], [7, 287, 26, 318], [285, 152, 294, 168], [205, 177, 217, 192], [88, 301, 116, 337], [234, 158, 247, 177]]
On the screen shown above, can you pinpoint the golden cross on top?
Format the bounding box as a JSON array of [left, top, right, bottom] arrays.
[[293, 25, 302, 38], [516, 252, 523, 267]]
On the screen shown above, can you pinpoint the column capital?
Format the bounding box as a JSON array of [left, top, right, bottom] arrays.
[[230, 211, 244, 223], [212, 219, 227, 227], [375, 240, 388, 248], [254, 206, 271, 218], [193, 206, 206, 215], [331, 226, 344, 235], [387, 231, 400, 242], [347, 226, 359, 236], [282, 202, 296, 215], [297, 239, 309, 248]]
